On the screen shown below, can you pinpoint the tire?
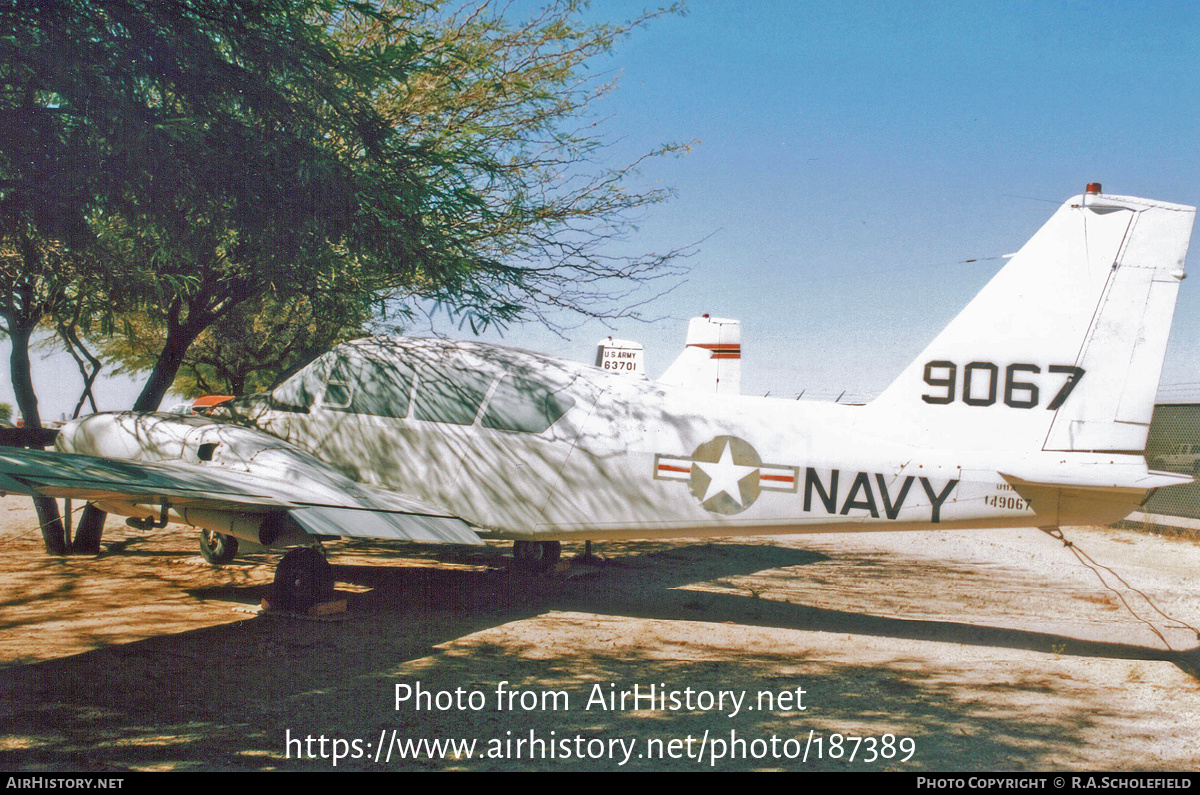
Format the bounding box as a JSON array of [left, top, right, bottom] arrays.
[[198, 529, 239, 565], [513, 540, 538, 563], [539, 540, 562, 567], [512, 540, 561, 570], [273, 546, 335, 611]]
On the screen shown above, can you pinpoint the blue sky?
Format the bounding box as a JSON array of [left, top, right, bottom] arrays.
[[476, 1, 1200, 401], [5, 1, 1200, 418]]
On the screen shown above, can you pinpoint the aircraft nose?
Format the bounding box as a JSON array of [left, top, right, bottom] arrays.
[[52, 415, 89, 454], [52, 412, 127, 457]]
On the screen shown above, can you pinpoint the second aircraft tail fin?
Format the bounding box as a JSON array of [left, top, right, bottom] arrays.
[[659, 315, 742, 395]]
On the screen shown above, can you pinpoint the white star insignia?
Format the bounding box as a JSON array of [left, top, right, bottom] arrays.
[[694, 440, 760, 506]]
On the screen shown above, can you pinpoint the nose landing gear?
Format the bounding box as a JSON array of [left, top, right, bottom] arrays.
[[198, 529, 240, 565], [512, 540, 562, 570]]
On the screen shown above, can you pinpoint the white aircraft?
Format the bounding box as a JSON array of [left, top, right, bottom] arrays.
[[0, 185, 1193, 610]]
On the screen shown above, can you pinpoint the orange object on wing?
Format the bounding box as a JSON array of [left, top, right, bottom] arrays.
[[191, 395, 234, 414]]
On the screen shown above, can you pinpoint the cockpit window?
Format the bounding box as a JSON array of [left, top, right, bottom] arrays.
[[278, 341, 577, 431], [481, 376, 575, 433], [413, 364, 493, 425], [269, 355, 328, 412], [321, 354, 414, 418], [322, 359, 353, 408]]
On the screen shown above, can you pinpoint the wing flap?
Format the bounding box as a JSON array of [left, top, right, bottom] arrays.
[[288, 506, 482, 545]]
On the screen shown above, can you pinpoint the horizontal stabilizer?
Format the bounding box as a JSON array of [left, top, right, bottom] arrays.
[[999, 468, 1192, 492]]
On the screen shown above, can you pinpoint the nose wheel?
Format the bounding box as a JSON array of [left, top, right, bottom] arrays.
[[272, 546, 335, 611], [198, 529, 239, 565], [512, 540, 561, 570]]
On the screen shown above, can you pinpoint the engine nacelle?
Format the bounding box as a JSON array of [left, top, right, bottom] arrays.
[[175, 507, 308, 547], [97, 499, 308, 548]]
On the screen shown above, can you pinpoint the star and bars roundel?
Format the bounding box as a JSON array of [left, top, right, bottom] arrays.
[[653, 435, 799, 515]]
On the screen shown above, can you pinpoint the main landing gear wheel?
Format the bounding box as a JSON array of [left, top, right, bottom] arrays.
[[512, 540, 562, 570], [272, 546, 335, 612], [198, 529, 239, 565]]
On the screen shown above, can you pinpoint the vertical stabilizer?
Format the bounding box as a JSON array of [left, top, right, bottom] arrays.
[[596, 337, 646, 378], [659, 315, 742, 394], [867, 187, 1194, 454]]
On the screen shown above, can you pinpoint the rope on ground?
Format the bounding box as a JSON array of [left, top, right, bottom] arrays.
[[1040, 527, 1200, 651]]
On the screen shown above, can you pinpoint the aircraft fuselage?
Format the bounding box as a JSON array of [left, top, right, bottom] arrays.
[[235, 342, 1152, 541]]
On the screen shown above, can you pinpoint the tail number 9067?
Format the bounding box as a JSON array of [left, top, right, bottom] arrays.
[[921, 361, 1084, 409]]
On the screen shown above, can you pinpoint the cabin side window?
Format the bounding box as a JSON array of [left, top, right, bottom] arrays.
[[322, 354, 414, 418], [353, 357, 414, 418], [269, 355, 329, 412], [322, 359, 353, 408], [412, 364, 493, 425], [481, 375, 575, 433]]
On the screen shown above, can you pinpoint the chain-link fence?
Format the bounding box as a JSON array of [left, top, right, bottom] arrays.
[[1141, 403, 1200, 522]]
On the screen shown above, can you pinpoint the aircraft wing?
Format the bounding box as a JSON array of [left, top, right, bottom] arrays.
[[0, 446, 483, 546]]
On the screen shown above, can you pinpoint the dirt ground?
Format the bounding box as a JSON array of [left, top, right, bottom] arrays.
[[1, 495, 1199, 772]]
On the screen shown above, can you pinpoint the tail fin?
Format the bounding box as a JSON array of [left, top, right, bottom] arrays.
[[595, 337, 647, 379], [659, 315, 742, 394], [867, 187, 1194, 454]]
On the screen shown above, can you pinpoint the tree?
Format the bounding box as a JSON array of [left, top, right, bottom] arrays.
[[3, 1, 688, 551], [0, 233, 92, 554], [99, 290, 375, 397], [2, 0, 522, 409], [0, 234, 72, 429], [96, 1, 690, 396], [0, 0, 510, 552], [335, 0, 690, 332]]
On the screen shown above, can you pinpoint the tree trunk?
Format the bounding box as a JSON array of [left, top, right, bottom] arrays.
[[7, 324, 42, 429], [4, 323, 70, 553], [71, 504, 107, 554], [132, 320, 204, 412], [33, 496, 68, 556]]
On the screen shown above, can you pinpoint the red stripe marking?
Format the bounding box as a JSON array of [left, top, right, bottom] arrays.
[[760, 474, 794, 482], [658, 464, 691, 473]]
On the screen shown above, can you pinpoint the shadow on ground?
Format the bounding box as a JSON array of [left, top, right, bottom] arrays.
[[0, 539, 1196, 771]]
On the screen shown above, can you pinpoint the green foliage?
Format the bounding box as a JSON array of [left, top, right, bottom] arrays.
[[100, 290, 374, 396], [2, 0, 519, 409], [0, 402, 11, 423], [335, 0, 691, 330], [2, 1, 687, 411]]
